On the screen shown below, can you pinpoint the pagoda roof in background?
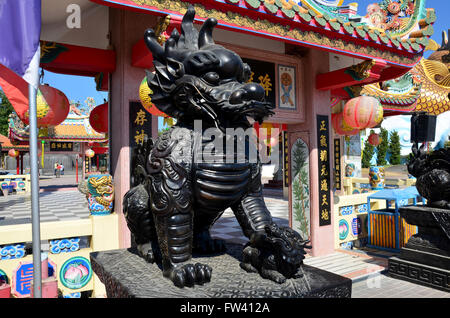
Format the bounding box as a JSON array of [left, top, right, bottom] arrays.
[[8, 107, 108, 143], [0, 134, 29, 151]]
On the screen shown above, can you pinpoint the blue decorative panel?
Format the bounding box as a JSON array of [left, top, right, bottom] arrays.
[[0, 244, 26, 260], [339, 205, 354, 216], [64, 292, 81, 298], [13, 262, 55, 297], [356, 203, 368, 214], [49, 238, 80, 254]]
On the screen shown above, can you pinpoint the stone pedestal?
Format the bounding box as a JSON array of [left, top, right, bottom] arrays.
[[90, 243, 352, 298], [388, 206, 450, 292]]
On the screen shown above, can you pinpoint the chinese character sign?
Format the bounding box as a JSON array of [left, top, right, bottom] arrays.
[[50, 142, 74, 152], [129, 102, 152, 149], [242, 58, 276, 107], [317, 115, 331, 226], [283, 131, 289, 187], [334, 138, 341, 191]]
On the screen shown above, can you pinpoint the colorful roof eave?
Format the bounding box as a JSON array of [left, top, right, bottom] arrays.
[[90, 0, 435, 71], [9, 130, 107, 143]]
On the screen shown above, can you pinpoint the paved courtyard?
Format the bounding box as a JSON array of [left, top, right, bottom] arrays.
[[0, 175, 448, 298]]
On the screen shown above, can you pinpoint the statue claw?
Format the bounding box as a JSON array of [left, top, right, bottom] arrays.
[[164, 262, 212, 288]]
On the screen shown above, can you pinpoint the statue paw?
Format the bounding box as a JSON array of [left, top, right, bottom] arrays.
[[164, 263, 212, 288], [261, 268, 287, 284]]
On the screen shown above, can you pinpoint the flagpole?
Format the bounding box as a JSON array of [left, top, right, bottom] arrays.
[[29, 83, 42, 298]]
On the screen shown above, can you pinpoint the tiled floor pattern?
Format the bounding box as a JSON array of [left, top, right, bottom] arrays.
[[0, 190, 89, 223]]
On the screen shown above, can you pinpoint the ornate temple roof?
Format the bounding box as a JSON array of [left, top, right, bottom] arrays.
[[93, 0, 435, 68], [361, 30, 450, 116], [0, 134, 29, 151]]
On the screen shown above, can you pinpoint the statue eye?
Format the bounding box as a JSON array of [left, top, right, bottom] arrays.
[[203, 72, 220, 85]]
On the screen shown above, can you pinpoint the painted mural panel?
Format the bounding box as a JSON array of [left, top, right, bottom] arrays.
[[291, 137, 310, 240]]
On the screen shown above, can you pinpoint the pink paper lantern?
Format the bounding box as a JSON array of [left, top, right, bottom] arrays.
[[8, 149, 19, 158], [343, 96, 383, 130], [85, 148, 95, 158], [331, 112, 359, 136]]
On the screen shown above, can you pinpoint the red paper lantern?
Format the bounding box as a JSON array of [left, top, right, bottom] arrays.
[[22, 84, 70, 128], [85, 148, 95, 158], [368, 131, 382, 146], [89, 102, 108, 133], [8, 149, 19, 158], [331, 112, 359, 136], [343, 96, 383, 130]]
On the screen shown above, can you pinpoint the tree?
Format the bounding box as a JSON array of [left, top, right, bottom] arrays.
[[362, 138, 375, 168], [0, 89, 14, 136], [388, 130, 401, 165], [376, 128, 389, 166]]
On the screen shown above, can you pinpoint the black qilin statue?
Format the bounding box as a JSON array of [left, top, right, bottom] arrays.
[[123, 6, 310, 288], [407, 141, 450, 209]]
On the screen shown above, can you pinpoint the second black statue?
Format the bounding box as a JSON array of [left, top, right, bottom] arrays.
[[124, 6, 310, 288]]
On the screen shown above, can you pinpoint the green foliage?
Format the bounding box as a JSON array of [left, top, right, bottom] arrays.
[[0, 89, 14, 136], [158, 127, 170, 136], [376, 128, 389, 166], [388, 130, 401, 165], [361, 138, 375, 168], [291, 140, 310, 239]]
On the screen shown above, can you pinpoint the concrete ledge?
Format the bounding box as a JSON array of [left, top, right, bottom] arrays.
[[90, 243, 352, 298]]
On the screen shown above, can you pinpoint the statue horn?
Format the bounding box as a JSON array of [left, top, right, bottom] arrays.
[[179, 5, 197, 50], [144, 29, 165, 61], [198, 18, 217, 48]]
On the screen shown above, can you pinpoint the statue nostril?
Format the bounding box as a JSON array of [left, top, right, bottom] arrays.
[[243, 83, 265, 102], [229, 90, 246, 104]]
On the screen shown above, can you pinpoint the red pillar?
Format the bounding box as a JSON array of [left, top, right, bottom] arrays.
[[16, 154, 19, 175], [76, 156, 79, 183], [20, 153, 24, 174]]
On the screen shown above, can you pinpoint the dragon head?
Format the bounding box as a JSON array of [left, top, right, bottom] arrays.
[[264, 223, 311, 278], [143, 6, 274, 129]]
